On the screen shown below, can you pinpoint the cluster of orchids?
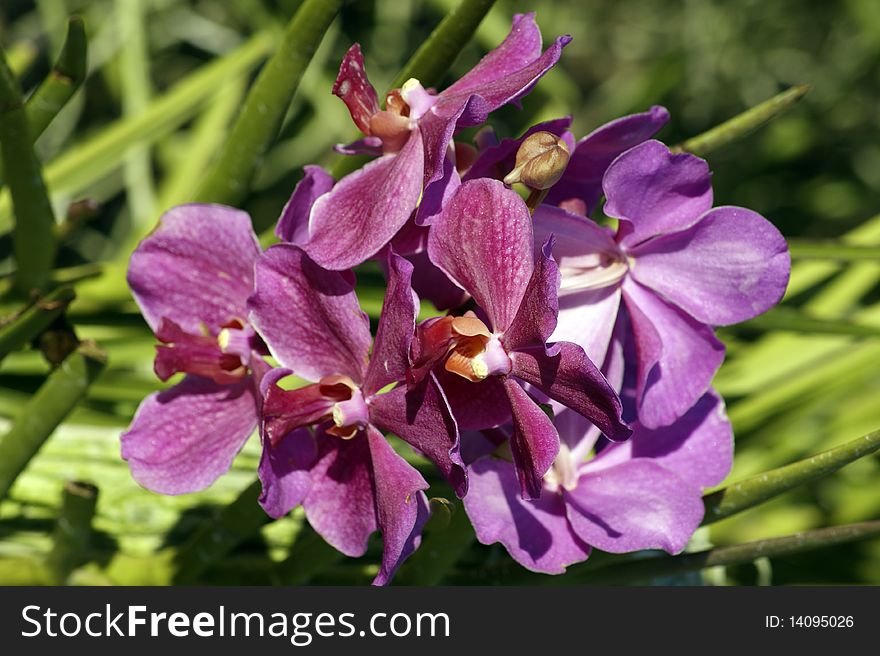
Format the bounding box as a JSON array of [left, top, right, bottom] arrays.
[[120, 14, 791, 584]]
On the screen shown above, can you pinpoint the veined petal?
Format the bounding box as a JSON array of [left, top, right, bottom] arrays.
[[603, 140, 713, 249], [565, 459, 704, 554], [120, 376, 257, 495], [249, 244, 371, 383], [510, 343, 630, 442], [332, 43, 380, 135], [428, 179, 534, 332], [276, 165, 334, 244], [503, 377, 560, 500], [629, 206, 791, 325], [303, 429, 376, 557], [622, 277, 725, 429], [584, 390, 733, 489], [369, 374, 466, 497], [258, 428, 316, 519], [463, 456, 591, 574], [303, 129, 424, 271], [503, 237, 561, 351], [366, 426, 430, 586], [440, 14, 571, 124], [434, 371, 512, 430], [127, 204, 260, 334], [364, 252, 418, 396], [546, 107, 670, 213]]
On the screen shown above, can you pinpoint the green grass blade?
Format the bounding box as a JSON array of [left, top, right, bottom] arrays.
[[193, 0, 344, 205], [703, 429, 880, 525], [788, 240, 880, 261], [732, 306, 880, 338]]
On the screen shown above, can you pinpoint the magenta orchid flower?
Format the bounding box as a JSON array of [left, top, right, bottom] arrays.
[[414, 178, 630, 500], [463, 390, 732, 574], [120, 205, 296, 497], [297, 13, 570, 271], [534, 140, 791, 428], [248, 246, 463, 585]]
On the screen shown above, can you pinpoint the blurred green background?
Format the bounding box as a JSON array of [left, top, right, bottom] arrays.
[[0, 0, 878, 585]]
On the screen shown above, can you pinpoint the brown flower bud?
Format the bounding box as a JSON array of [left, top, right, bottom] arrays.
[[503, 131, 570, 190]]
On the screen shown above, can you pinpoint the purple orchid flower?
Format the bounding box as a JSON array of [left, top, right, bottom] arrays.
[[462, 390, 732, 574], [414, 177, 631, 500], [120, 204, 303, 500], [247, 246, 463, 585], [534, 139, 791, 428], [298, 13, 571, 271]]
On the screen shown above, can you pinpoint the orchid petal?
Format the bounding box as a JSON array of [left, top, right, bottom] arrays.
[[258, 428, 316, 519], [629, 206, 791, 325], [249, 244, 371, 383], [565, 459, 704, 554], [503, 377, 560, 500], [429, 179, 534, 332], [603, 140, 713, 249], [510, 342, 630, 442], [463, 457, 591, 574], [121, 376, 257, 495], [127, 204, 260, 334], [303, 429, 376, 557], [276, 165, 334, 244], [504, 237, 561, 351], [332, 43, 379, 135], [622, 276, 725, 428], [366, 426, 430, 586], [303, 129, 424, 270]]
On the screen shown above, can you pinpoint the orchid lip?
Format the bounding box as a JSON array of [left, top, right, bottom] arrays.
[[543, 443, 579, 493]]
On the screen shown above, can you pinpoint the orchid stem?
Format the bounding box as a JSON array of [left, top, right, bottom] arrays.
[[0, 286, 75, 362], [396, 498, 475, 585], [0, 47, 58, 296], [193, 0, 343, 206], [47, 480, 99, 584], [702, 428, 880, 526], [525, 187, 548, 215], [172, 479, 269, 584], [674, 85, 810, 157], [0, 341, 107, 500]]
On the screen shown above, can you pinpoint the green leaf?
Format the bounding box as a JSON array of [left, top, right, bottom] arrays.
[[0, 286, 76, 361], [0, 46, 58, 295], [674, 85, 810, 157], [395, 498, 475, 585], [788, 239, 880, 261], [193, 0, 344, 205], [0, 341, 107, 500], [574, 520, 880, 584], [703, 428, 880, 525], [731, 306, 880, 338]]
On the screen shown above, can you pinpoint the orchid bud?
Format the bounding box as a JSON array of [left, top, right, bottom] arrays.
[[503, 131, 570, 190]]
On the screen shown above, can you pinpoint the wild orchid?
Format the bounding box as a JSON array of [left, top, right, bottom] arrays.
[[412, 177, 631, 500], [248, 246, 463, 585], [120, 205, 281, 495], [533, 139, 791, 428], [296, 13, 570, 271]]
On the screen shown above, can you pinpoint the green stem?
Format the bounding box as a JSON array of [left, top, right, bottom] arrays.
[[674, 85, 810, 157], [703, 429, 880, 525], [172, 479, 268, 584], [0, 341, 107, 500], [390, 0, 499, 90], [0, 48, 57, 296], [46, 480, 99, 584], [576, 520, 880, 584], [0, 286, 75, 362], [25, 16, 88, 143], [193, 0, 344, 205]]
